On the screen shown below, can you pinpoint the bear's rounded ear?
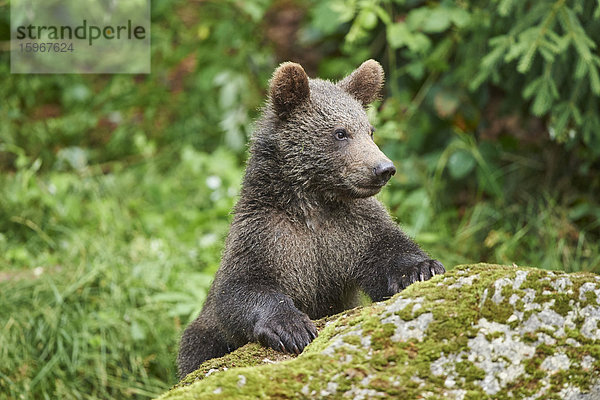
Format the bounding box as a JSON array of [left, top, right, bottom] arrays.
[[269, 62, 310, 118], [337, 59, 384, 107]]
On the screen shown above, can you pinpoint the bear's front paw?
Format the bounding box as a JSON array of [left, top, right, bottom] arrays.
[[390, 258, 445, 292], [254, 308, 318, 355]]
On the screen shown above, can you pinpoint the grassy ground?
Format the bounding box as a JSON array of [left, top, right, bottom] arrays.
[[0, 147, 241, 399]]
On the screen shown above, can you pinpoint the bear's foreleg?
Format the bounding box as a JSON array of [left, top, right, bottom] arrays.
[[357, 229, 445, 301], [177, 311, 232, 379], [215, 288, 318, 356]]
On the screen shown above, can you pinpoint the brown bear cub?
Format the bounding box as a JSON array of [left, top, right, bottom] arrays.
[[177, 60, 445, 378]]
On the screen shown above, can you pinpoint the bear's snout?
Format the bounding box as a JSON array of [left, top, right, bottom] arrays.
[[373, 161, 396, 185]]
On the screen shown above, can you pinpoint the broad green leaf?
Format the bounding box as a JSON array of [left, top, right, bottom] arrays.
[[405, 61, 425, 79], [387, 22, 411, 49], [406, 8, 428, 30], [312, 1, 349, 34], [449, 7, 471, 28], [407, 33, 432, 53], [358, 9, 378, 30], [424, 8, 451, 32], [331, 0, 357, 23], [448, 149, 476, 180], [410, 7, 452, 33]]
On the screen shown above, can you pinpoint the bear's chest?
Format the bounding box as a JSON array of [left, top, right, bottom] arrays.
[[269, 209, 370, 266], [265, 209, 373, 316]]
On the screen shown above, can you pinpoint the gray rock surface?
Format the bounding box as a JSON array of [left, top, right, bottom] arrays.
[[159, 264, 600, 399]]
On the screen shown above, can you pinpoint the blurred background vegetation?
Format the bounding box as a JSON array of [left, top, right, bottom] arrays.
[[0, 0, 599, 398]]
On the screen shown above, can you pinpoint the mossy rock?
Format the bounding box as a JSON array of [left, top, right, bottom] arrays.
[[158, 264, 600, 399]]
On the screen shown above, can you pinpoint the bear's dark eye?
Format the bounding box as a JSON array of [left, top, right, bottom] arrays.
[[370, 126, 375, 139], [334, 128, 348, 141]]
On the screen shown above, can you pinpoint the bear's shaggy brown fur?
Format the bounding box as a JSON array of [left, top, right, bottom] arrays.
[[177, 60, 445, 378]]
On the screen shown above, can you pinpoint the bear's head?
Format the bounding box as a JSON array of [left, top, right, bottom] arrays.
[[263, 60, 395, 200]]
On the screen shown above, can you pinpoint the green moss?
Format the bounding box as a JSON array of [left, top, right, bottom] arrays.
[[175, 343, 295, 389], [522, 332, 537, 343], [361, 314, 386, 334], [584, 290, 598, 305], [392, 303, 420, 320], [371, 322, 395, 350], [553, 368, 593, 393], [537, 343, 556, 357], [369, 377, 391, 391], [480, 300, 514, 324], [504, 375, 542, 399], [465, 390, 484, 400], [551, 294, 572, 316], [588, 345, 600, 359], [485, 331, 504, 341], [158, 264, 600, 400], [342, 334, 362, 346], [524, 355, 543, 376], [455, 361, 486, 381]]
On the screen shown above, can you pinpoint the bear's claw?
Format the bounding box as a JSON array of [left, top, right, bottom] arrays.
[[254, 308, 318, 355], [394, 258, 445, 291]]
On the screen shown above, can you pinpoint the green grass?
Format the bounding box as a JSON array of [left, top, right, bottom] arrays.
[[0, 147, 242, 399]]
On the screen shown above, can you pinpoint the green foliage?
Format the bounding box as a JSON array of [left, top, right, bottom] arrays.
[[0, 0, 272, 170], [321, 0, 600, 149], [472, 0, 600, 144]]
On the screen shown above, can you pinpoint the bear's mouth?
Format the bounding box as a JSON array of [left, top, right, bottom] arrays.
[[342, 173, 391, 198], [352, 184, 384, 198]]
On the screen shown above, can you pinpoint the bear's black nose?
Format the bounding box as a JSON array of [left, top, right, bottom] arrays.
[[373, 161, 396, 183]]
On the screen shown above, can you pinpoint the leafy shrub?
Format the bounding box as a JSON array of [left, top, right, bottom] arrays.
[[312, 0, 600, 151], [0, 0, 273, 170]]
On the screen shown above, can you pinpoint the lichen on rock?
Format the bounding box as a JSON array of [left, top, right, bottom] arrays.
[[157, 264, 600, 400]]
